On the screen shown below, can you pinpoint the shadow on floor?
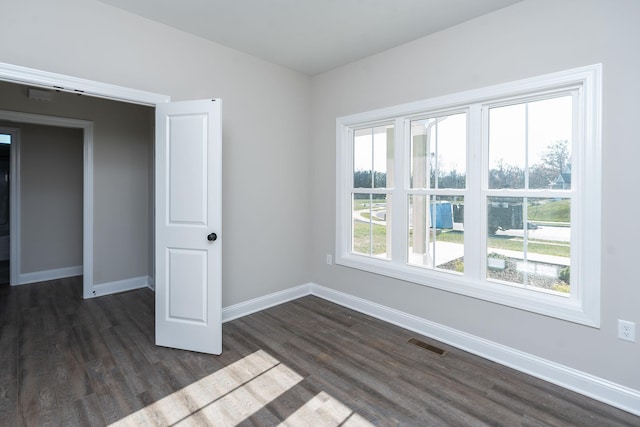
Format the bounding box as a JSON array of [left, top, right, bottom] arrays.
[[0, 259, 8, 285]]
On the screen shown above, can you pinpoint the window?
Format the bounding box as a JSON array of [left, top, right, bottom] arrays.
[[352, 124, 394, 259], [336, 65, 601, 326], [408, 112, 466, 272]]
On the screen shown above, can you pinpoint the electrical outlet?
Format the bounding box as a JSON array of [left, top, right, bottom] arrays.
[[618, 320, 636, 342], [326, 254, 332, 265]]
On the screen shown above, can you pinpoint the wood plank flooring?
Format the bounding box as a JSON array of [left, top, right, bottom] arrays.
[[0, 277, 638, 426]]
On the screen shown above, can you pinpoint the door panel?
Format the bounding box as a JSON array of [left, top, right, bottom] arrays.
[[168, 248, 207, 322], [155, 99, 222, 355], [168, 114, 207, 224]]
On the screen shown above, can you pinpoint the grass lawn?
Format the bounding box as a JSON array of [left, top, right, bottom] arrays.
[[351, 198, 570, 258], [489, 235, 569, 257], [528, 199, 570, 223], [352, 198, 568, 224], [437, 230, 570, 257], [356, 227, 569, 258], [353, 221, 388, 255]]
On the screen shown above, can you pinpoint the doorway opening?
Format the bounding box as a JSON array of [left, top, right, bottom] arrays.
[[0, 122, 83, 288], [0, 62, 223, 354], [0, 132, 10, 285], [0, 111, 92, 295], [0, 61, 168, 299]]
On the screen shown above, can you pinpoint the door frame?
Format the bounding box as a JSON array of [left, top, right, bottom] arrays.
[[0, 113, 91, 292], [0, 62, 170, 298], [0, 126, 17, 284]]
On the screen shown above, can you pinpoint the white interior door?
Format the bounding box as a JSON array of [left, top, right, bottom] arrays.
[[155, 99, 222, 354]]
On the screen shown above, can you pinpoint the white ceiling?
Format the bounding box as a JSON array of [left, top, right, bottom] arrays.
[[98, 0, 522, 75]]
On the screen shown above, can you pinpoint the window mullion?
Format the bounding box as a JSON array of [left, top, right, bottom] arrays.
[[523, 196, 529, 287], [524, 102, 530, 189], [465, 104, 483, 280], [523, 104, 529, 286], [338, 127, 353, 260], [391, 117, 406, 266], [569, 89, 583, 304]]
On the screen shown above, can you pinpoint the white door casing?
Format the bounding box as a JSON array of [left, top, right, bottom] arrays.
[[0, 61, 170, 298], [155, 99, 222, 354], [0, 62, 222, 353]]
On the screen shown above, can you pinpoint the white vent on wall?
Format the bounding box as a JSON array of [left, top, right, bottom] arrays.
[[28, 88, 52, 102]]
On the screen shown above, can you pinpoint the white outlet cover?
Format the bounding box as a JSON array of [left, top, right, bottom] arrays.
[[618, 320, 636, 342]]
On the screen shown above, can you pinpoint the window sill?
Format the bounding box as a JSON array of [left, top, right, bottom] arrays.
[[336, 253, 599, 327]]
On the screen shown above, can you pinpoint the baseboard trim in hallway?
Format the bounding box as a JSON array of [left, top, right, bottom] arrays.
[[91, 275, 151, 298], [17, 265, 82, 285]]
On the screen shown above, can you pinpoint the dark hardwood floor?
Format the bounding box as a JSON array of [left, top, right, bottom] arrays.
[[0, 259, 9, 285], [0, 277, 638, 426]]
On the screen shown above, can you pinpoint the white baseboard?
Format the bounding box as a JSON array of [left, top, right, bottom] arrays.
[[91, 275, 151, 298], [308, 283, 640, 417], [18, 265, 82, 285], [222, 283, 311, 323], [147, 276, 155, 291], [220, 281, 640, 417]]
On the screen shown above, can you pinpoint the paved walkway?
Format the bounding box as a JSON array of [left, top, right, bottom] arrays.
[[408, 242, 569, 269], [354, 210, 570, 268]]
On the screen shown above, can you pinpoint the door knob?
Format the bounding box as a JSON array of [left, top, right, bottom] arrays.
[[207, 232, 218, 242]]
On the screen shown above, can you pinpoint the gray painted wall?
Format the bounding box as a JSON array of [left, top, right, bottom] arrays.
[[310, 0, 640, 390], [16, 123, 82, 273], [0, 0, 311, 304], [2, 0, 637, 397], [0, 81, 154, 284]]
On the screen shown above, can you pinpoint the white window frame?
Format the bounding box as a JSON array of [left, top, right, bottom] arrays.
[[336, 64, 602, 327]]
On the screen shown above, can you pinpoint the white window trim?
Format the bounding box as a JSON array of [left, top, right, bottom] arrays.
[[336, 64, 602, 327]]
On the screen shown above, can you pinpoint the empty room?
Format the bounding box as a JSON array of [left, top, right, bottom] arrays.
[[1, 0, 639, 425]]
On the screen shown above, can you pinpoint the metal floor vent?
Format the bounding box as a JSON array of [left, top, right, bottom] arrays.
[[408, 338, 447, 356]]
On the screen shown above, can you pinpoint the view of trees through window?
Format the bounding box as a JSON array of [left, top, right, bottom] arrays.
[[354, 139, 570, 195], [350, 95, 573, 294], [339, 66, 601, 324], [352, 125, 393, 258], [484, 95, 572, 294]]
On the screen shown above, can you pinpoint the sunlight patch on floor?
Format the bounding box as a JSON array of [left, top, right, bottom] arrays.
[[278, 391, 375, 427], [110, 349, 373, 426], [110, 349, 302, 426]]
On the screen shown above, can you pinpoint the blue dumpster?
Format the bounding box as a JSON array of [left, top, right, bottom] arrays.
[[431, 202, 453, 229]]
